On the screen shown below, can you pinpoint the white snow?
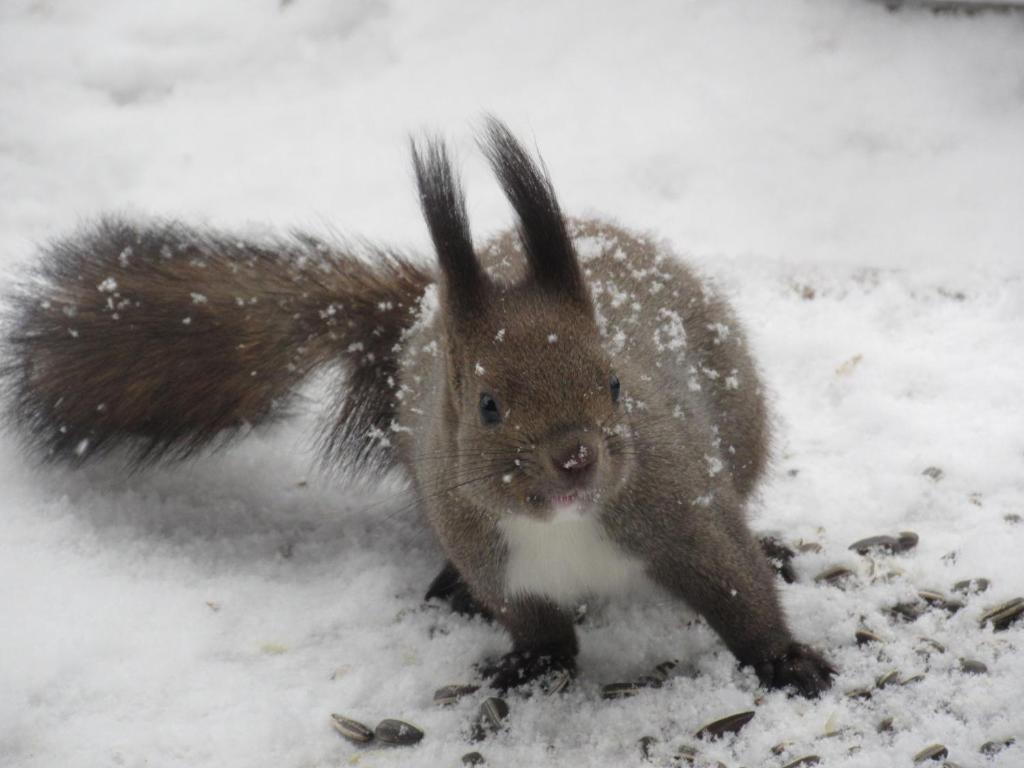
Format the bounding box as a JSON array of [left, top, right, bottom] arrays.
[[2, 1, 1024, 767]]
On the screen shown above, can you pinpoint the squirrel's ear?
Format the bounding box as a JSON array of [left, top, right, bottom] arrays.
[[479, 117, 590, 311], [411, 136, 486, 321]]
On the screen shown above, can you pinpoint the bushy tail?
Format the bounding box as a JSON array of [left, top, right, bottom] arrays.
[[1, 217, 432, 469]]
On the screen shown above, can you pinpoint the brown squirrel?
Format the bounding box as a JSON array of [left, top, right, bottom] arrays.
[[2, 118, 835, 697]]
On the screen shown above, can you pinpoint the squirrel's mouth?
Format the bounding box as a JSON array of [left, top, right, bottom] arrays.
[[550, 492, 579, 507], [545, 490, 598, 508]]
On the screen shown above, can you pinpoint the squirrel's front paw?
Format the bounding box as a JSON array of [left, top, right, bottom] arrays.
[[754, 643, 836, 698], [424, 561, 493, 620], [477, 649, 576, 694]]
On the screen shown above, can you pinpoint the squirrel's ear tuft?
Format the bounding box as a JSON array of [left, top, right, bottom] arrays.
[[479, 117, 589, 310], [411, 136, 486, 319]]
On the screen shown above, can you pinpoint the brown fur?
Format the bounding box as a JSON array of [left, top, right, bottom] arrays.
[[2, 119, 834, 697], [2, 217, 429, 469]]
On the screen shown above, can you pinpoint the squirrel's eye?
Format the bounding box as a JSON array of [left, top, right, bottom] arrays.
[[479, 393, 502, 426], [609, 374, 621, 403]]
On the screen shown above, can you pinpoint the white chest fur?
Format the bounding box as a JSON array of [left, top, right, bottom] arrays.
[[499, 510, 649, 606]]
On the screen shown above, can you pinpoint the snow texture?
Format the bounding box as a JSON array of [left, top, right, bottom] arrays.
[[1, 1, 1023, 767]]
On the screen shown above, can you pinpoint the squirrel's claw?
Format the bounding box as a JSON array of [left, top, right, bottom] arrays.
[[477, 649, 577, 694], [754, 642, 837, 698]]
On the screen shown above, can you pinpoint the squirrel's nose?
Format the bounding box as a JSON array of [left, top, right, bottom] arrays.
[[550, 434, 598, 480]]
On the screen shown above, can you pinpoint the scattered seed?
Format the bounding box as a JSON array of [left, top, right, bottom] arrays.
[[846, 688, 873, 700], [815, 565, 855, 587], [896, 531, 919, 552], [797, 541, 822, 554], [1004, 513, 1021, 525], [638, 735, 658, 760], [959, 659, 987, 675], [675, 745, 725, 767], [849, 535, 900, 555], [329, 714, 374, 744], [876, 670, 900, 688], [771, 742, 789, 755], [601, 682, 642, 700], [922, 466, 944, 481], [901, 674, 925, 686], [951, 578, 989, 595], [462, 751, 485, 766], [913, 744, 948, 762], [888, 602, 926, 622], [980, 597, 1024, 631], [916, 638, 946, 655], [477, 697, 509, 735], [694, 710, 755, 740], [916, 591, 963, 614], [433, 684, 480, 706], [545, 668, 572, 695], [980, 738, 1015, 756], [636, 675, 663, 689], [782, 757, 820, 768], [877, 717, 894, 733], [374, 718, 424, 746], [856, 628, 883, 646]]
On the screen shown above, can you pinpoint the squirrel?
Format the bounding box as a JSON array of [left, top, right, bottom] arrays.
[[2, 118, 835, 697]]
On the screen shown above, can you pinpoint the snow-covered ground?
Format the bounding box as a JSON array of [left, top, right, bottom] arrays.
[[1, 1, 1023, 766]]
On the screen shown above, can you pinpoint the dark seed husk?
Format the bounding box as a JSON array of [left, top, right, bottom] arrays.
[[601, 682, 642, 700], [694, 710, 755, 740], [913, 744, 948, 762], [782, 757, 821, 768], [952, 578, 989, 595], [374, 718, 424, 746], [846, 687, 873, 700], [922, 466, 943, 481], [849, 535, 900, 555], [888, 602, 926, 622], [329, 713, 374, 744], [638, 735, 658, 760], [675, 745, 725, 767], [544, 668, 572, 695], [876, 670, 900, 688], [462, 751, 485, 766], [1005, 513, 1022, 524], [636, 675, 663, 689], [877, 717, 894, 733], [916, 591, 964, 614], [980, 597, 1024, 631], [815, 565, 855, 586], [959, 658, 987, 675], [916, 637, 946, 655], [980, 738, 1015, 756], [771, 742, 789, 755], [896, 531, 919, 552], [433, 683, 480, 706], [856, 628, 883, 645], [478, 697, 509, 733]]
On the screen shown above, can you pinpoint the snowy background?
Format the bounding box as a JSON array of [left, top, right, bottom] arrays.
[[1, 1, 1023, 766]]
